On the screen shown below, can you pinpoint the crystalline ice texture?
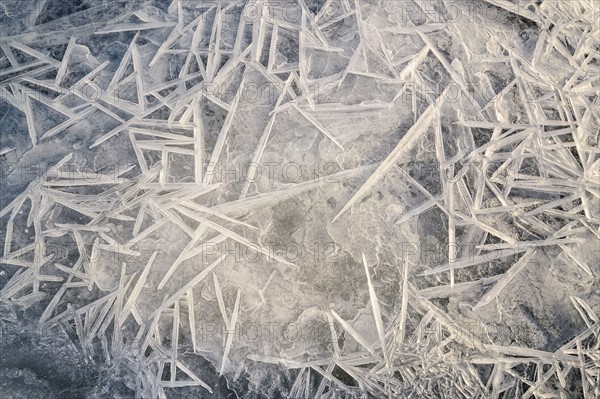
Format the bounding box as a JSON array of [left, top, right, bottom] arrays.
[[0, 1, 599, 398]]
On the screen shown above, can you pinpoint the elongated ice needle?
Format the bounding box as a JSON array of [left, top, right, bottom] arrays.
[[293, 104, 344, 149], [213, 273, 229, 329], [54, 263, 89, 281], [398, 259, 409, 346], [3, 194, 28, 256], [179, 200, 258, 230], [267, 23, 279, 72], [331, 309, 375, 356], [362, 254, 386, 357], [333, 95, 440, 222], [250, 270, 277, 317], [203, 77, 245, 184], [131, 44, 146, 111], [313, 361, 337, 398], [420, 246, 527, 277], [173, 205, 297, 268], [473, 250, 536, 310], [88, 238, 100, 291], [171, 301, 180, 383], [570, 296, 599, 328], [24, 93, 37, 146], [240, 71, 297, 198], [0, 147, 15, 156], [55, 36, 76, 86], [220, 289, 241, 375], [0, 42, 18, 66], [149, 22, 184, 68], [151, 255, 228, 318], [112, 262, 128, 355], [447, 164, 456, 287], [187, 289, 197, 352], [157, 224, 209, 290], [120, 251, 158, 324], [132, 202, 147, 237], [8, 41, 61, 68], [96, 22, 177, 34], [193, 100, 203, 183], [240, 113, 277, 198], [89, 89, 175, 150]]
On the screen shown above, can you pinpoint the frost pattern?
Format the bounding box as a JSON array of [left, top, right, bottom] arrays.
[[1, 1, 599, 398]]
